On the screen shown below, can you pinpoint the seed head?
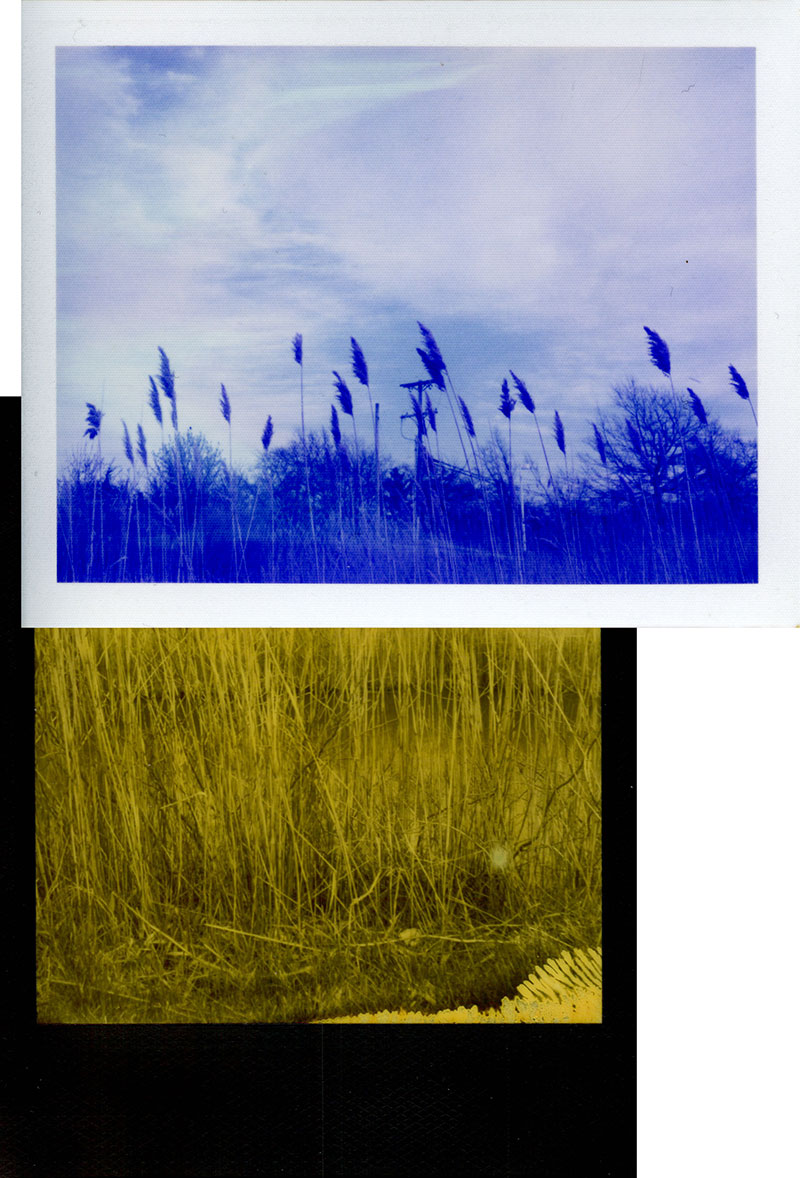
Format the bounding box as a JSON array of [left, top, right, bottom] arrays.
[[84, 402, 103, 440], [417, 322, 446, 375], [350, 337, 369, 387], [148, 377, 162, 427], [457, 396, 475, 439], [509, 370, 535, 414], [330, 404, 341, 447], [728, 365, 750, 401], [332, 372, 353, 416], [592, 423, 606, 465], [424, 392, 437, 434], [409, 392, 427, 437], [499, 379, 515, 420], [554, 410, 566, 455], [156, 348, 178, 429], [416, 347, 445, 392], [643, 326, 671, 377], [687, 388, 707, 426], [122, 420, 134, 465], [136, 424, 148, 467], [219, 383, 231, 424]]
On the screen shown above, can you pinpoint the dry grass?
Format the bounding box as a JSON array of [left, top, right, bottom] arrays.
[[36, 628, 601, 1023], [314, 946, 602, 1023]]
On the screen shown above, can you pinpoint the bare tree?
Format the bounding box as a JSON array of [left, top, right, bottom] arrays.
[[592, 380, 702, 516]]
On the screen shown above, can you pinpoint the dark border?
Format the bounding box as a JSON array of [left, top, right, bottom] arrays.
[[15, 617, 635, 1177]]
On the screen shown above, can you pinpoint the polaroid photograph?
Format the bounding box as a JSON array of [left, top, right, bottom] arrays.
[[21, 1, 800, 626], [35, 625, 610, 1026]]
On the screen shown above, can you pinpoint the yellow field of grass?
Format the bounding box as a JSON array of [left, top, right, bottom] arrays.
[[36, 628, 600, 1023]]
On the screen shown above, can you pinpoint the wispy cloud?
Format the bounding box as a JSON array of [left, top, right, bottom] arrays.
[[57, 46, 756, 473]]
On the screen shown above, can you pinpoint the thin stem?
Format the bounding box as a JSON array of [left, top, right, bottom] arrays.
[[298, 359, 320, 581]]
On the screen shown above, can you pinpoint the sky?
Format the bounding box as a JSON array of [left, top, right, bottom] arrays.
[[56, 46, 756, 478]]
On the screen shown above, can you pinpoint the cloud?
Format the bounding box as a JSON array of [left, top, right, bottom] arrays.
[[56, 47, 756, 474]]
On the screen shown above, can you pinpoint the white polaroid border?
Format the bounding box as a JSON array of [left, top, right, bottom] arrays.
[[22, 1, 800, 627]]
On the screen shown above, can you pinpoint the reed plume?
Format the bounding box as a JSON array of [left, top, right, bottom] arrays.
[[156, 347, 178, 430], [330, 404, 341, 448], [416, 347, 446, 391], [458, 396, 474, 438], [499, 380, 521, 578], [333, 372, 354, 418], [592, 423, 607, 465], [643, 326, 671, 377], [84, 403, 103, 440], [728, 365, 749, 400], [499, 379, 515, 420], [58, 316, 756, 586], [350, 337, 369, 389], [554, 410, 566, 456], [417, 322, 446, 384], [148, 376, 165, 579], [260, 415, 276, 577], [334, 371, 360, 516], [687, 389, 707, 426], [642, 328, 701, 570], [136, 424, 148, 467], [154, 349, 187, 577], [148, 377, 162, 427], [424, 393, 438, 435], [350, 337, 380, 535], [219, 383, 231, 425], [729, 365, 757, 426], [330, 403, 349, 545], [510, 370, 553, 488], [409, 391, 427, 437], [122, 420, 134, 466], [294, 333, 319, 579], [219, 383, 242, 578], [83, 403, 104, 578], [509, 370, 534, 415], [416, 323, 472, 476]]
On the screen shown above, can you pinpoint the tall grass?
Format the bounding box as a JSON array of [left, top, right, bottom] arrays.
[[58, 327, 757, 584], [350, 337, 381, 539], [218, 383, 242, 580], [82, 402, 103, 579], [36, 627, 600, 1023], [294, 334, 320, 580], [154, 347, 190, 578], [643, 325, 702, 574]]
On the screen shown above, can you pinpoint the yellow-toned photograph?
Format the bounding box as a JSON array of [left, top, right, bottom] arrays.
[[36, 627, 601, 1024]]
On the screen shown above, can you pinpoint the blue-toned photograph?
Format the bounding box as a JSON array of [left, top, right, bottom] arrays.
[[56, 47, 757, 583]]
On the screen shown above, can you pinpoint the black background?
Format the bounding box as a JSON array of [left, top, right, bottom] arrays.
[[4, 403, 634, 1176]]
